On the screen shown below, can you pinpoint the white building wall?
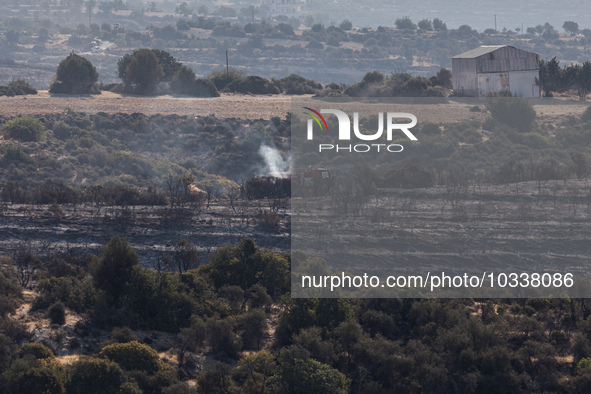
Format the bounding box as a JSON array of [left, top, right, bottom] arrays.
[[508, 70, 540, 97], [452, 57, 478, 96], [474, 70, 539, 97], [477, 72, 509, 97]]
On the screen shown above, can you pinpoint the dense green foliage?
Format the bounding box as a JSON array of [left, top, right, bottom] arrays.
[[485, 95, 537, 132], [116, 48, 219, 97], [223, 75, 281, 94], [538, 57, 591, 97], [0, 112, 289, 193], [2, 235, 591, 392], [66, 358, 126, 394], [99, 341, 167, 374], [207, 67, 246, 90], [0, 80, 37, 96], [343, 70, 449, 97], [118, 48, 164, 95], [2, 116, 45, 141], [171, 65, 219, 97], [93, 236, 138, 305]]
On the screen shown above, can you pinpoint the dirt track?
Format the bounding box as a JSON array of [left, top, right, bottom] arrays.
[[0, 91, 295, 119]]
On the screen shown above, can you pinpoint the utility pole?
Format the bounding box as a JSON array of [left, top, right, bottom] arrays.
[[226, 50, 229, 75], [494, 14, 497, 31]]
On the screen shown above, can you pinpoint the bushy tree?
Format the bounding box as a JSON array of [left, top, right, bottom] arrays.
[[171, 239, 201, 273], [433, 18, 447, 30], [16, 367, 64, 394], [50, 53, 99, 94], [563, 21, 579, 35], [538, 57, 563, 96], [171, 66, 219, 97], [275, 358, 349, 393], [0, 269, 22, 316], [362, 70, 385, 84], [485, 95, 536, 131], [17, 343, 55, 360], [93, 236, 138, 304], [207, 67, 246, 90], [47, 301, 66, 325], [234, 351, 277, 393], [117, 49, 164, 94], [170, 65, 197, 95], [418, 19, 433, 31], [224, 75, 280, 94], [67, 358, 126, 394], [196, 362, 235, 393], [151, 49, 183, 82], [99, 341, 166, 374], [435, 68, 453, 88], [339, 20, 352, 30], [0, 80, 37, 96], [395, 17, 416, 30]]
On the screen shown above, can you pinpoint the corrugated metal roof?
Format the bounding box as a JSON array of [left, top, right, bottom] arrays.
[[452, 45, 509, 59]]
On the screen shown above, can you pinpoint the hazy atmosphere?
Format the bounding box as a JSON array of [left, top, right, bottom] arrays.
[[2, 0, 591, 393]]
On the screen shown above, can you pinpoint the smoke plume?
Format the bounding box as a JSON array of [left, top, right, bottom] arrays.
[[258, 145, 291, 177]]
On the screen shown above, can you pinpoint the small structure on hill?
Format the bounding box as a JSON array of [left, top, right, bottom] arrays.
[[452, 45, 540, 97]]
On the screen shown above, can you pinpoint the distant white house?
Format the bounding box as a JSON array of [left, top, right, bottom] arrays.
[[452, 45, 540, 98], [261, 0, 305, 16]]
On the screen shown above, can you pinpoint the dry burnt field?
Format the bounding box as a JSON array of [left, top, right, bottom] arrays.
[[0, 198, 290, 267], [292, 178, 591, 298]]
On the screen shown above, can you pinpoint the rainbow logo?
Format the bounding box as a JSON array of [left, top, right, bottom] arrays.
[[303, 107, 329, 132]]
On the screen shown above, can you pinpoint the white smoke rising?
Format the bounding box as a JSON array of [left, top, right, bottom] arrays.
[[258, 145, 291, 177]]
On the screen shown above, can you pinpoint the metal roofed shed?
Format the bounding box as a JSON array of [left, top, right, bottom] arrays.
[[452, 45, 540, 98]]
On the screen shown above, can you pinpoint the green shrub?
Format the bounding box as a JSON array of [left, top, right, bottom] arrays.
[[275, 74, 322, 95], [196, 362, 235, 393], [0, 269, 23, 315], [3, 116, 46, 141], [17, 367, 65, 394], [485, 96, 536, 131], [362, 70, 385, 84], [17, 343, 55, 360], [171, 66, 219, 97], [207, 67, 246, 90], [101, 327, 138, 347], [276, 358, 349, 393], [171, 65, 197, 96], [193, 78, 219, 97], [32, 276, 96, 313], [117, 49, 164, 95], [99, 341, 166, 374], [52, 121, 76, 140], [577, 357, 591, 375], [223, 75, 280, 94], [67, 358, 126, 394], [0, 80, 37, 96]]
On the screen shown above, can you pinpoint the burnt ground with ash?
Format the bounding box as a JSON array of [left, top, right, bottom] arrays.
[[293, 179, 591, 297], [0, 199, 290, 267]]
